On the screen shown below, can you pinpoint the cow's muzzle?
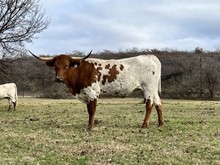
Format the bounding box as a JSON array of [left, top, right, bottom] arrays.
[[55, 76, 63, 82]]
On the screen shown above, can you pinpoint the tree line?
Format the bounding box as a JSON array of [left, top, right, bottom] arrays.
[[0, 48, 219, 100]]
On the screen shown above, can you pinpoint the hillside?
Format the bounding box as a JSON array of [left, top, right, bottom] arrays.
[[0, 48, 219, 99]]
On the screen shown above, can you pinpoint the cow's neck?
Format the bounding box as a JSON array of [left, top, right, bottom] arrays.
[[64, 61, 97, 96], [65, 68, 81, 96]]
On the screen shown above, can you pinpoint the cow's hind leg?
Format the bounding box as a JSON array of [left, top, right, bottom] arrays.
[[13, 101, 16, 111], [155, 104, 163, 127], [154, 94, 164, 127], [11, 97, 17, 111], [87, 99, 97, 130], [142, 98, 153, 128]]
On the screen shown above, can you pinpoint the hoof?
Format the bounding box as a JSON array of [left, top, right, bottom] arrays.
[[158, 122, 164, 127], [141, 123, 149, 128], [87, 125, 93, 131]]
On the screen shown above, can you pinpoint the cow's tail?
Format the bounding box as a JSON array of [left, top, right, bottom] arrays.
[[14, 84, 18, 107], [158, 76, 161, 97]]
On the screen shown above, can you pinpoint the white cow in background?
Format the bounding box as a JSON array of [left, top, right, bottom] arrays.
[[0, 83, 18, 110]]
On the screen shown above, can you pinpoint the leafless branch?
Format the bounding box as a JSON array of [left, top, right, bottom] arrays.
[[0, 0, 50, 57]]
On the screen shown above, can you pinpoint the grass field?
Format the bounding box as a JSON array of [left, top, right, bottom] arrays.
[[0, 97, 219, 165]]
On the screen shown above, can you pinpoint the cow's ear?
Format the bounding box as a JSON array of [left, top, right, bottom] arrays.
[[46, 60, 55, 67], [70, 60, 80, 68]]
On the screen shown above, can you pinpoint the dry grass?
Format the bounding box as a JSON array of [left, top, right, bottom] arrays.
[[0, 97, 219, 164]]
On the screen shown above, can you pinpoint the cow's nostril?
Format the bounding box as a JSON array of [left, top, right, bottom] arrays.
[[55, 76, 63, 82]]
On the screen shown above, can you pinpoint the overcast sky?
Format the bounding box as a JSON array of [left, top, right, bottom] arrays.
[[26, 0, 220, 55]]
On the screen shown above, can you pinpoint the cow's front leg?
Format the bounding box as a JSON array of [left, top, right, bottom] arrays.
[[87, 99, 97, 130], [142, 99, 153, 128], [7, 99, 12, 111]]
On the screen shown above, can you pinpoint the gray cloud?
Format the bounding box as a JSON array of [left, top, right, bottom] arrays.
[[27, 0, 220, 54]]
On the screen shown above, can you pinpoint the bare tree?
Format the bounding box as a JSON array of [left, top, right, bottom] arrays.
[[0, 0, 50, 57], [203, 58, 220, 99]]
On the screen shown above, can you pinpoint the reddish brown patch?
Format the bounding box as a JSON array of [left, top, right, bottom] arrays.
[[87, 99, 97, 130], [67, 60, 103, 93], [155, 104, 164, 127], [77, 61, 97, 87], [105, 64, 110, 69], [142, 99, 153, 128], [96, 67, 102, 81], [102, 64, 119, 85], [62, 60, 100, 95]]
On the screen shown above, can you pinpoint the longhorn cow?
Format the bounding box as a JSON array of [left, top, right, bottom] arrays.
[[29, 51, 164, 129]]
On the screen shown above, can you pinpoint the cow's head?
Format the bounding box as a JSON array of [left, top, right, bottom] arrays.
[[29, 50, 92, 83]]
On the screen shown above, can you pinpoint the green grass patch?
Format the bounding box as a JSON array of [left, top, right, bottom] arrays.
[[0, 98, 219, 164]]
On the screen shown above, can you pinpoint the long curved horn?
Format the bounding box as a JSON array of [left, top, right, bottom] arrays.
[[70, 50, 92, 60], [83, 50, 92, 60], [28, 50, 53, 61]]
